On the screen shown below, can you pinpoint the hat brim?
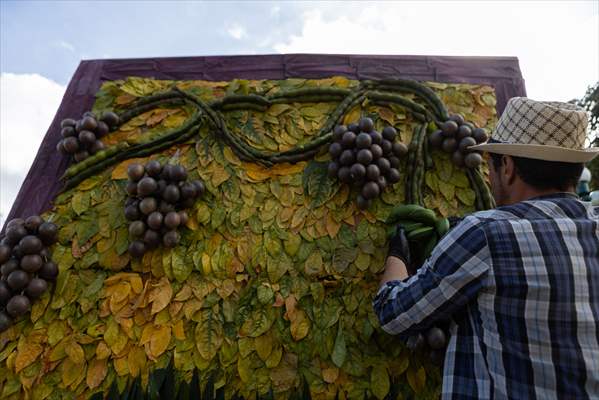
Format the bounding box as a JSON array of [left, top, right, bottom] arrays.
[[469, 143, 599, 163]]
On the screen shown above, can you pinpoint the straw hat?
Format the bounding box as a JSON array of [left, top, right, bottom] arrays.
[[470, 97, 598, 163]]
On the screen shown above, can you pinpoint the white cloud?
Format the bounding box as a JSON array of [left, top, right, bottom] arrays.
[[0, 73, 65, 225], [54, 40, 75, 52], [274, 2, 598, 102], [270, 5, 281, 17], [227, 22, 247, 40]]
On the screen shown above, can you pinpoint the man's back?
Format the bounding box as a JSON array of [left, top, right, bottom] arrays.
[[373, 193, 599, 399], [457, 194, 599, 399]]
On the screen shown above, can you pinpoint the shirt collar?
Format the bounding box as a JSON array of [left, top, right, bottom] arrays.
[[527, 192, 579, 201]]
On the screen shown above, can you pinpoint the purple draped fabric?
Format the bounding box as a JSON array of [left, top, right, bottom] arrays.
[[3, 54, 526, 231]]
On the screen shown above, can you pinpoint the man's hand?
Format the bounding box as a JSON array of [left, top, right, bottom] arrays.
[[387, 226, 412, 273], [379, 226, 414, 287]]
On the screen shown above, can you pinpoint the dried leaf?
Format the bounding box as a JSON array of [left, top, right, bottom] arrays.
[[86, 358, 108, 389], [150, 325, 171, 359]]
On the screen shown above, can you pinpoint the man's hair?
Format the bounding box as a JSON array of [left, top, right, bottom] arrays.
[[489, 153, 583, 191]]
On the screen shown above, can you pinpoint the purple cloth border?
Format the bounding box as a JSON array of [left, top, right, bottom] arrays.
[[3, 54, 526, 231]]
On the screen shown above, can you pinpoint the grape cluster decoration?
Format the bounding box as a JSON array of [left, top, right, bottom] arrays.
[[56, 111, 120, 162], [0, 216, 59, 332], [406, 324, 450, 366], [327, 117, 409, 210], [125, 160, 205, 258], [428, 114, 488, 168]]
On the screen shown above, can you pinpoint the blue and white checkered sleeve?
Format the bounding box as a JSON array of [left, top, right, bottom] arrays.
[[373, 216, 491, 336]]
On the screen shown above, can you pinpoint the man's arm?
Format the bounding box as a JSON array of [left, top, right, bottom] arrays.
[[380, 256, 410, 285], [373, 216, 491, 336]]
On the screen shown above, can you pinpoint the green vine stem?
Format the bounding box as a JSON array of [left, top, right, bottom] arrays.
[[63, 80, 450, 190], [466, 168, 496, 210], [118, 99, 187, 125], [360, 79, 449, 121], [405, 124, 424, 204], [63, 125, 201, 191]]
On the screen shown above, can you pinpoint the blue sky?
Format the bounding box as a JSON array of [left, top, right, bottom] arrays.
[[1, 1, 598, 224], [1, 1, 304, 85]]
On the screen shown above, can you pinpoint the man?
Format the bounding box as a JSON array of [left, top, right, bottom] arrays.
[[373, 98, 599, 399]]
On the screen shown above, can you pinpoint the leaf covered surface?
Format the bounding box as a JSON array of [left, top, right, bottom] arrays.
[[0, 76, 497, 399]]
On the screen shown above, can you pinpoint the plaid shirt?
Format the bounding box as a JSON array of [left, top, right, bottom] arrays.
[[373, 193, 599, 399]]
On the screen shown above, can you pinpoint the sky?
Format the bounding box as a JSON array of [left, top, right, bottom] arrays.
[[1, 0, 598, 225]]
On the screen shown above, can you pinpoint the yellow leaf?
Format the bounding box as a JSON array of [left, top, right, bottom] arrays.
[[378, 107, 395, 125], [65, 340, 85, 364], [243, 164, 271, 182], [210, 162, 231, 187], [145, 108, 172, 127], [115, 93, 136, 105], [150, 325, 171, 359], [86, 358, 108, 389], [162, 113, 187, 128], [237, 355, 253, 383], [322, 365, 339, 383], [343, 105, 361, 125], [111, 157, 147, 180], [140, 324, 154, 345], [284, 295, 297, 322], [371, 364, 390, 399], [290, 309, 311, 341], [173, 320, 186, 340], [326, 213, 341, 238], [129, 275, 143, 294], [149, 277, 173, 315], [265, 345, 283, 368], [304, 252, 323, 276], [254, 332, 273, 361], [223, 147, 242, 166], [95, 341, 111, 360], [127, 346, 147, 377], [270, 162, 306, 176], [61, 358, 84, 387], [15, 340, 43, 373], [407, 364, 426, 393], [113, 356, 129, 376], [108, 281, 131, 304]]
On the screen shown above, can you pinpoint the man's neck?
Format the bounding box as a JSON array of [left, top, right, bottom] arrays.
[[507, 184, 575, 205]]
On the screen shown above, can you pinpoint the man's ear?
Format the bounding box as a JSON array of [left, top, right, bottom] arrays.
[[503, 156, 517, 185]]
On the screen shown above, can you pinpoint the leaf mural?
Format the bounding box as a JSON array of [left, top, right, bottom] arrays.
[[0, 75, 498, 399]]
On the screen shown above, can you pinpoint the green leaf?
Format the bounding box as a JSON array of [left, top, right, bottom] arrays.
[[331, 323, 347, 368], [302, 161, 338, 209], [211, 207, 226, 230], [71, 192, 90, 216], [438, 180, 455, 202], [314, 298, 342, 329], [332, 247, 358, 273], [304, 251, 323, 276], [172, 247, 192, 283], [407, 364, 426, 394], [449, 171, 470, 188], [267, 254, 289, 283], [195, 309, 224, 361], [371, 365, 390, 399], [76, 215, 99, 244], [240, 307, 276, 338], [284, 235, 302, 257], [456, 187, 476, 206], [338, 224, 356, 247]]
